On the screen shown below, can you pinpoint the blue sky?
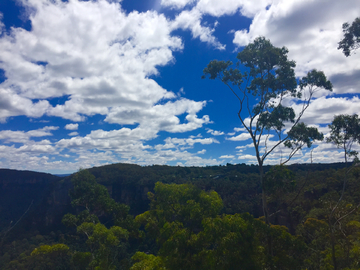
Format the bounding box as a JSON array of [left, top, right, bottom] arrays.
[[0, 0, 359, 174]]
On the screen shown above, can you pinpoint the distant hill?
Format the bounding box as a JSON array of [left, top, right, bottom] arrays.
[[0, 162, 349, 238]]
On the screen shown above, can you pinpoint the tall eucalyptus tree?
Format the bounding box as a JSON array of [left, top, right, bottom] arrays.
[[203, 37, 333, 225]]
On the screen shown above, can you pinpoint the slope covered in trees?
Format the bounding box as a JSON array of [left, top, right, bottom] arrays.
[[0, 160, 359, 269]]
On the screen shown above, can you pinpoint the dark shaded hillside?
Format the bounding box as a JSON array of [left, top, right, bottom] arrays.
[[87, 163, 263, 216], [0, 169, 68, 239], [0, 162, 349, 237], [86, 162, 349, 215], [0, 170, 58, 223], [0, 162, 358, 270]]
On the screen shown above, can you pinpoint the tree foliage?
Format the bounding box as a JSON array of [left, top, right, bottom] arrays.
[[30, 244, 71, 270], [327, 114, 360, 163], [77, 223, 129, 270], [134, 182, 262, 269], [338, 17, 360, 56], [133, 182, 307, 270], [325, 114, 360, 269], [62, 170, 135, 269]]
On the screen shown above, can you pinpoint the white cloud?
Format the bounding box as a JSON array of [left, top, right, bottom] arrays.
[[292, 96, 360, 126], [232, 0, 360, 94], [219, 155, 234, 158], [161, 0, 196, 9], [163, 0, 272, 50], [206, 128, 224, 136], [171, 8, 225, 50], [162, 0, 272, 18], [0, 0, 216, 173], [0, 0, 189, 125], [177, 87, 185, 97], [105, 98, 210, 132], [227, 132, 251, 141], [0, 126, 222, 172], [17, 143, 56, 154], [0, 87, 50, 122], [0, 126, 58, 143], [196, 0, 271, 18], [155, 136, 219, 150], [237, 154, 257, 161], [189, 133, 203, 138], [57, 127, 153, 151], [65, 123, 79, 130], [234, 127, 247, 132]]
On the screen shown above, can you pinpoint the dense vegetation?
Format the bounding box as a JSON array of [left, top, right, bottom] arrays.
[[0, 160, 359, 269]]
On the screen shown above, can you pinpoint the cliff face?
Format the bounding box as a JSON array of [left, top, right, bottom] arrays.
[[0, 166, 152, 236], [0, 169, 70, 234]]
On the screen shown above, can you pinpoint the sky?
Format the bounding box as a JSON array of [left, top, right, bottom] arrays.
[[0, 0, 359, 174]]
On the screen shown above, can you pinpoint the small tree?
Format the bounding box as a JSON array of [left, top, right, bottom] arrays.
[[326, 114, 360, 270], [338, 17, 360, 57], [327, 114, 360, 163], [30, 244, 72, 270], [202, 37, 332, 225]]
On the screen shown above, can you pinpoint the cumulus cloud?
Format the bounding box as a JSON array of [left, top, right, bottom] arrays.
[[171, 8, 225, 50], [0, 88, 50, 122], [196, 0, 271, 18], [0, 0, 185, 123], [0, 0, 215, 134], [155, 136, 219, 150], [0, 126, 58, 143], [162, 0, 271, 17], [219, 155, 234, 158], [0, 0, 219, 172], [0, 126, 222, 172], [161, 0, 272, 51], [0, 127, 59, 171], [227, 133, 251, 141], [105, 98, 210, 132], [234, 127, 247, 132], [232, 0, 360, 94], [237, 154, 257, 161], [65, 123, 79, 130], [206, 128, 224, 136], [161, 0, 196, 9], [291, 96, 360, 126]]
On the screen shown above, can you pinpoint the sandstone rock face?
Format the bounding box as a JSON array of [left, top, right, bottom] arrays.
[[0, 169, 69, 234]]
